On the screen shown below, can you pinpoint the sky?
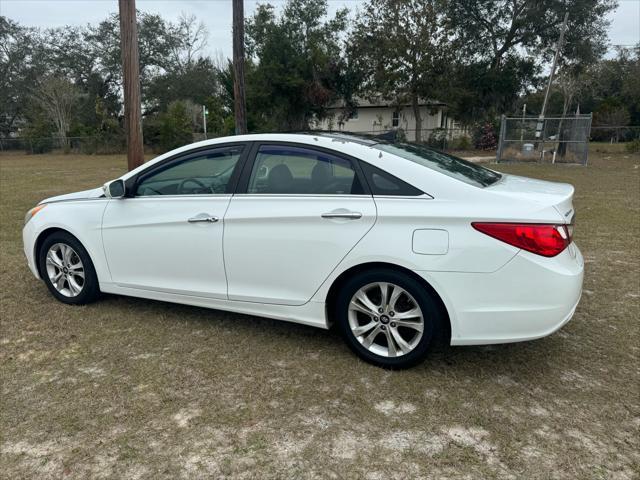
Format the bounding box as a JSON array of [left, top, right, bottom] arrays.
[[1, 0, 639, 60]]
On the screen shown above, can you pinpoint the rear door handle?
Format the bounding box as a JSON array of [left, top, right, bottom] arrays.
[[321, 211, 363, 219], [188, 214, 219, 223]]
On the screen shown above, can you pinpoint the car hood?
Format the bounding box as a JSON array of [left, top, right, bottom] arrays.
[[40, 186, 105, 204]]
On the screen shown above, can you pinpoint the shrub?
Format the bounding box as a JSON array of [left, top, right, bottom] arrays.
[[625, 139, 640, 153], [427, 128, 447, 148], [449, 135, 472, 150], [158, 101, 193, 152], [473, 123, 498, 150], [22, 116, 55, 154]]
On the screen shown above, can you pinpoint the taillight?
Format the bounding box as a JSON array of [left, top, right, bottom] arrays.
[[472, 222, 572, 257]]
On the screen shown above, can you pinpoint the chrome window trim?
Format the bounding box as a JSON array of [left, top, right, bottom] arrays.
[[230, 194, 373, 199]]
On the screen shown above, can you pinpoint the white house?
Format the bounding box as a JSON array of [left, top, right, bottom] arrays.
[[313, 97, 460, 142]]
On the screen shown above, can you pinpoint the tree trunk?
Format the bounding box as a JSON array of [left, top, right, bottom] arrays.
[[119, 0, 145, 171], [232, 0, 247, 135], [412, 94, 422, 143]]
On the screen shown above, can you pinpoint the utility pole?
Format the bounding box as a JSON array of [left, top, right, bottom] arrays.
[[202, 105, 208, 139], [520, 103, 526, 142], [119, 0, 144, 171], [540, 11, 569, 119], [536, 12, 569, 138], [232, 0, 247, 135]]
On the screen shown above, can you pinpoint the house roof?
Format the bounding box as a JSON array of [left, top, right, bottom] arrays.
[[327, 96, 447, 109]]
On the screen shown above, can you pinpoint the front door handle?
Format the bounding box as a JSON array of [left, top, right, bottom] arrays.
[[188, 214, 219, 223], [321, 211, 363, 219]]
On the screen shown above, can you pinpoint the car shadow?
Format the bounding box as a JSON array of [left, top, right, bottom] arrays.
[[91, 292, 572, 382]]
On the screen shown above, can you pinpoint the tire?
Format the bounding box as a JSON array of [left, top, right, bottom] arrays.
[[38, 231, 100, 305], [335, 269, 440, 369]]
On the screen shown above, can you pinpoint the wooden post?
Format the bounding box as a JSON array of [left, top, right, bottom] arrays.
[[232, 0, 247, 135], [119, 0, 144, 170]]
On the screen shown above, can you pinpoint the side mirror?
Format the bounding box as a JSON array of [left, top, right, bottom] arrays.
[[104, 179, 126, 199]]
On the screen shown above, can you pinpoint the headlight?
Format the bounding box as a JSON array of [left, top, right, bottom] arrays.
[[24, 204, 46, 225]]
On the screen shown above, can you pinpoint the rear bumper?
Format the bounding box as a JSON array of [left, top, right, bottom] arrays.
[[415, 243, 584, 345]]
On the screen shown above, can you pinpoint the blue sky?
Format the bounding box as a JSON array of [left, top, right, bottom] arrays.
[[2, 0, 638, 60]]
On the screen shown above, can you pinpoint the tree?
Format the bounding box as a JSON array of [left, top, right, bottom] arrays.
[[445, 0, 615, 70], [170, 13, 208, 71], [244, 0, 349, 131], [441, 0, 616, 122], [146, 58, 221, 112], [156, 101, 193, 151], [0, 17, 44, 137], [31, 76, 81, 146], [350, 0, 451, 141]]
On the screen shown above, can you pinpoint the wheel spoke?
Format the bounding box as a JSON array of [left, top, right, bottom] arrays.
[[378, 282, 390, 309], [62, 244, 73, 265], [393, 307, 421, 321], [69, 260, 83, 271], [46, 250, 63, 268], [354, 289, 379, 315], [389, 285, 403, 311], [361, 325, 381, 348], [71, 270, 85, 281], [394, 319, 424, 333], [349, 299, 375, 317], [53, 275, 65, 291], [385, 329, 398, 357], [352, 321, 377, 337], [68, 277, 81, 296], [390, 327, 412, 354]]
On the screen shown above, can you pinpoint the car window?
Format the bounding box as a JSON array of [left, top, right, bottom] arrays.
[[247, 145, 364, 194], [359, 162, 424, 196], [136, 147, 243, 196], [373, 143, 501, 187]]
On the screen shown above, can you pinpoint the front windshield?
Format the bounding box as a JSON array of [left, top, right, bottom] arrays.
[[373, 142, 501, 187]]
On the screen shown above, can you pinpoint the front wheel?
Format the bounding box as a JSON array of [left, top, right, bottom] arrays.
[[38, 231, 100, 305], [335, 269, 440, 369]]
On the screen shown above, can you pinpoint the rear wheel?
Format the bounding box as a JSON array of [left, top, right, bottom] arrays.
[[38, 231, 100, 305], [335, 269, 439, 369]]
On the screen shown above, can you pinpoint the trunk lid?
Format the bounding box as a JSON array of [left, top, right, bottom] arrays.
[[487, 174, 575, 222]]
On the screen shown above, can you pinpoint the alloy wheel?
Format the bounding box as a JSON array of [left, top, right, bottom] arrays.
[[45, 243, 85, 297], [347, 282, 424, 357]]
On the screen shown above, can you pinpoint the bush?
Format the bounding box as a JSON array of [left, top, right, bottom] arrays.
[[625, 139, 640, 153], [427, 128, 447, 148], [151, 101, 193, 153], [473, 123, 498, 150], [449, 135, 472, 150], [22, 111, 56, 154]]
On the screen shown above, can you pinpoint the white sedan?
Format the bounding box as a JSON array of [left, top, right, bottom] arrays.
[[22, 133, 583, 368]]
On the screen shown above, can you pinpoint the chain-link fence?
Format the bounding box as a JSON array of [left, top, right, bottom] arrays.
[[0, 127, 477, 156], [590, 125, 640, 143], [318, 126, 475, 152], [0, 136, 127, 155], [496, 114, 593, 165]]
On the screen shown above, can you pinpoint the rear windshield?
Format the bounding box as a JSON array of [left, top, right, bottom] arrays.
[[373, 143, 501, 187]]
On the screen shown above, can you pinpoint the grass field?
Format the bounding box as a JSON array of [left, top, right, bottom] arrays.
[[1, 146, 639, 479]]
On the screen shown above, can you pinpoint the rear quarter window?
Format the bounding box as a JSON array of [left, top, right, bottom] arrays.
[[373, 143, 501, 188]]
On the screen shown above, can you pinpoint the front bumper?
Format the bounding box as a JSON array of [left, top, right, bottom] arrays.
[[23, 221, 41, 279], [416, 243, 584, 345]]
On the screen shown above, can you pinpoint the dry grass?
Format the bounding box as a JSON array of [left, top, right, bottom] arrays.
[[1, 147, 639, 479]]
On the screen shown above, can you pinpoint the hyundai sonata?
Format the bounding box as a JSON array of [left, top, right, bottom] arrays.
[[22, 133, 583, 368]]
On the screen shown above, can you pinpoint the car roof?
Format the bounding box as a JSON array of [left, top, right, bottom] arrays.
[[121, 132, 482, 200]]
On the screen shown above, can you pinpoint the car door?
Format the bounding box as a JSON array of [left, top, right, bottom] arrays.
[[223, 143, 376, 305], [101, 144, 247, 298]]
